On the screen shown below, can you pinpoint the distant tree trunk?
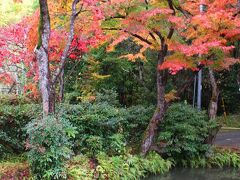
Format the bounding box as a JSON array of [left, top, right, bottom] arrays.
[[35, 0, 53, 115], [59, 69, 64, 102], [206, 68, 220, 144], [141, 47, 168, 155]]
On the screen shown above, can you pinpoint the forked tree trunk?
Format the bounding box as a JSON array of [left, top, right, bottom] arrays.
[[206, 68, 220, 144], [36, 0, 81, 114], [141, 50, 168, 155]]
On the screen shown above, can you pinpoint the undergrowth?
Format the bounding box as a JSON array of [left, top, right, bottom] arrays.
[[68, 152, 173, 180], [181, 148, 240, 168]]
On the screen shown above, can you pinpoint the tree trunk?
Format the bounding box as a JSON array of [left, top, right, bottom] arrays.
[[36, 47, 54, 115], [36, 0, 80, 114], [35, 0, 53, 115], [141, 50, 168, 155], [59, 69, 64, 102], [206, 68, 220, 144], [208, 68, 219, 120]]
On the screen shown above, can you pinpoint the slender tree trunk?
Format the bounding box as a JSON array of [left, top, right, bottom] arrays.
[[35, 0, 53, 115], [59, 69, 64, 102], [141, 50, 168, 155], [206, 68, 220, 144]]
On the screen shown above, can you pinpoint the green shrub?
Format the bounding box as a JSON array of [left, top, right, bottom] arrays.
[[180, 148, 240, 168], [0, 94, 32, 105], [217, 114, 240, 128], [95, 89, 120, 106], [209, 149, 240, 168], [122, 105, 154, 145], [0, 104, 40, 158], [60, 102, 153, 156], [158, 103, 217, 162], [26, 115, 77, 179], [60, 102, 127, 156], [68, 152, 172, 180], [0, 97, 152, 158], [64, 92, 81, 104]]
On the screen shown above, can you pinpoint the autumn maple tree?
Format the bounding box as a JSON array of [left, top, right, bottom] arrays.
[[101, 0, 189, 155], [102, 0, 240, 154], [1, 0, 240, 155], [0, 0, 106, 114], [171, 0, 240, 143]]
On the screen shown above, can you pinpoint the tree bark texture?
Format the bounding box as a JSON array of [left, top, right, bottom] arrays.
[[59, 69, 64, 102], [36, 0, 53, 115], [36, 0, 80, 114], [141, 48, 168, 155], [206, 68, 220, 144], [208, 68, 219, 120]]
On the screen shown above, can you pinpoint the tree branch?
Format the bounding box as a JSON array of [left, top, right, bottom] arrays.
[[103, 28, 153, 45], [52, 0, 82, 84]]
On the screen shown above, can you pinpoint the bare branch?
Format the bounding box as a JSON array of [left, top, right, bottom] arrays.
[[103, 28, 153, 45]]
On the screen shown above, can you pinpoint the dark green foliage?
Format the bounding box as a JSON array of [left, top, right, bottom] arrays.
[[0, 104, 40, 158], [122, 105, 154, 146], [0, 94, 152, 158], [64, 41, 157, 107], [26, 115, 77, 179], [95, 89, 120, 106], [60, 102, 127, 156], [68, 152, 173, 180], [217, 64, 240, 113], [60, 98, 153, 156], [0, 94, 32, 105], [180, 148, 240, 168], [158, 103, 217, 161]]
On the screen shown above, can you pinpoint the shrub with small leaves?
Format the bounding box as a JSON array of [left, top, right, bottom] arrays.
[[26, 115, 77, 180], [158, 103, 217, 162]]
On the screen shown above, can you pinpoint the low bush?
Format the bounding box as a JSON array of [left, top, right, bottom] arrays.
[[181, 148, 240, 168], [0, 94, 32, 105], [158, 103, 217, 162], [217, 114, 240, 128], [0, 104, 40, 158], [60, 102, 127, 156], [208, 148, 240, 168], [60, 102, 153, 156], [122, 105, 154, 145], [68, 152, 173, 180], [26, 115, 77, 179]]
